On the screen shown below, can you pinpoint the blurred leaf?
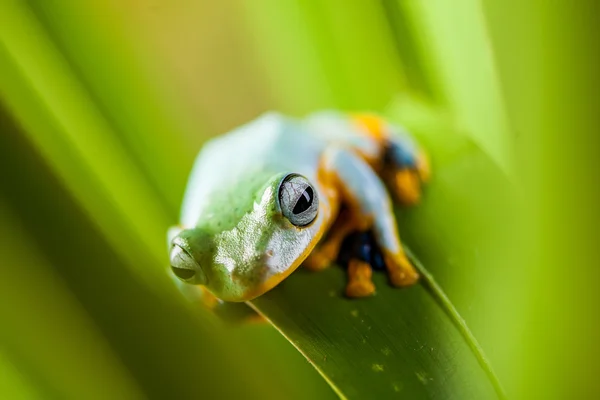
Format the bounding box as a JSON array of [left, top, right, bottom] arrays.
[[0, 2, 336, 398], [483, 1, 600, 398], [0, 0, 170, 285], [0, 203, 145, 400], [389, 0, 513, 172], [0, 350, 41, 400], [28, 1, 202, 214], [249, 98, 507, 399], [0, 103, 333, 400], [240, 0, 405, 114], [380, 0, 436, 99]]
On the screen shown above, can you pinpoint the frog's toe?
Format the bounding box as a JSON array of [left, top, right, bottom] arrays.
[[305, 238, 343, 271], [384, 253, 420, 287], [345, 259, 376, 298], [345, 280, 376, 298], [393, 168, 422, 206], [388, 268, 419, 287], [304, 250, 332, 271]]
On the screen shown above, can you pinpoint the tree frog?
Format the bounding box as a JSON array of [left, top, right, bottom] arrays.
[[169, 111, 430, 301]]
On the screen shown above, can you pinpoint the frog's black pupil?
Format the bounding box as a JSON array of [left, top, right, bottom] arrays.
[[172, 265, 195, 280], [293, 186, 313, 214]]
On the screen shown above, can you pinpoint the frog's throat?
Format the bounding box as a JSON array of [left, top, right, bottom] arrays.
[[239, 222, 328, 301]]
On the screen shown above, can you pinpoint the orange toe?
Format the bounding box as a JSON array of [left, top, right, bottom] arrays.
[[395, 169, 421, 206], [384, 253, 420, 287], [345, 280, 376, 298]]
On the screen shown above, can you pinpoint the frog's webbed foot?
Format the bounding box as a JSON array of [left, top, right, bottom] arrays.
[[383, 152, 430, 206], [382, 132, 431, 207], [304, 239, 339, 271], [201, 287, 265, 324], [383, 250, 419, 287], [386, 168, 422, 206], [338, 230, 417, 297]]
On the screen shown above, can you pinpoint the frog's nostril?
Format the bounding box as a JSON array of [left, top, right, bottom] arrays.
[[171, 265, 195, 280]]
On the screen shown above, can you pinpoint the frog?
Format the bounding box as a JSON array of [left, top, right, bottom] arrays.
[[168, 111, 430, 302]]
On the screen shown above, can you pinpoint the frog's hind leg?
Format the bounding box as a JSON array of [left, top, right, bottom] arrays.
[[382, 133, 431, 206], [323, 147, 419, 291], [352, 114, 430, 206]]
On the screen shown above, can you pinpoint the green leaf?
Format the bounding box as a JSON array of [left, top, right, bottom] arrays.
[[0, 103, 333, 400], [1, 2, 515, 398], [0, 350, 42, 400], [0, 3, 334, 398], [387, 97, 518, 386], [0, 203, 145, 400], [249, 98, 508, 399], [0, 1, 171, 285], [251, 262, 503, 399], [239, 0, 406, 113], [27, 1, 202, 215], [387, 0, 514, 172]]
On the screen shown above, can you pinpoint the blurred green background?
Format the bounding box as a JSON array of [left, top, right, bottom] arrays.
[[1, 1, 598, 399]]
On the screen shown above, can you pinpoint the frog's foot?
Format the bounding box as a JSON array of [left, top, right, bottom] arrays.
[[391, 168, 422, 206], [305, 208, 364, 271], [383, 251, 419, 287], [200, 287, 220, 308], [345, 259, 376, 298], [304, 243, 337, 271]]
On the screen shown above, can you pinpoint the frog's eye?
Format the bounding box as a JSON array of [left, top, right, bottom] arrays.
[[278, 174, 319, 227], [170, 244, 197, 282]]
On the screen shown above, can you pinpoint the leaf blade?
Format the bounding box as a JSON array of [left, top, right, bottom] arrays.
[[250, 263, 502, 399], [249, 98, 509, 399]]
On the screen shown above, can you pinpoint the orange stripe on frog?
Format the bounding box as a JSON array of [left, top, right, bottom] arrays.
[[351, 113, 388, 143], [351, 113, 388, 171]]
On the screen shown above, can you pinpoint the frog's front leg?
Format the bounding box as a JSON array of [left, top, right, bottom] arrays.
[[383, 139, 430, 206], [312, 147, 420, 297], [304, 208, 366, 271]]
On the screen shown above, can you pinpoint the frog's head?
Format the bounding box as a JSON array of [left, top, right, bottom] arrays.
[[169, 173, 324, 302]]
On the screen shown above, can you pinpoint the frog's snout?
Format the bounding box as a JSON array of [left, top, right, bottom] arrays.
[[170, 244, 206, 285]]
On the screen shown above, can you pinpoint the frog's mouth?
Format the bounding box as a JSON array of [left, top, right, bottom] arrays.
[[238, 228, 327, 302], [236, 259, 304, 302]]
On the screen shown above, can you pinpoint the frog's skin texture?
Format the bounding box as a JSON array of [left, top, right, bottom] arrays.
[[169, 111, 430, 301]]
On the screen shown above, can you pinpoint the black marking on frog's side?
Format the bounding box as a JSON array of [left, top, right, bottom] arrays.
[[384, 140, 416, 169], [337, 230, 386, 271]]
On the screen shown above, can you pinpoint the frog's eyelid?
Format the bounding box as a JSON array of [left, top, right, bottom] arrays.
[[274, 173, 294, 213], [170, 245, 194, 270]]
